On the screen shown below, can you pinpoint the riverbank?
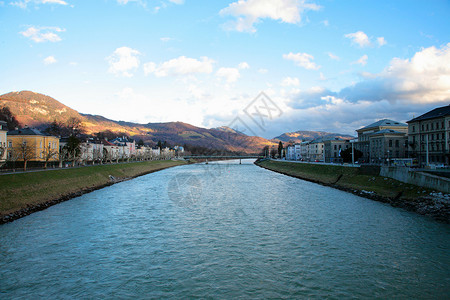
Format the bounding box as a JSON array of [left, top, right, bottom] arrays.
[[0, 160, 188, 224], [255, 160, 450, 223]]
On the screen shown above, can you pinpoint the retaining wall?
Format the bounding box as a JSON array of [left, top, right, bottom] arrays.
[[380, 166, 450, 193]]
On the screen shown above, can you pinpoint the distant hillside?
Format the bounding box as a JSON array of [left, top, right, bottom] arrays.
[[0, 91, 277, 153], [275, 130, 354, 143]]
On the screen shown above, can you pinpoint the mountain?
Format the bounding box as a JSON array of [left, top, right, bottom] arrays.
[[274, 130, 354, 143], [0, 91, 277, 153]]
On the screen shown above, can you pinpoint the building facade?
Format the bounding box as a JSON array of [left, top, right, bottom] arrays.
[[355, 119, 408, 163], [323, 138, 350, 163], [7, 127, 59, 164], [0, 121, 7, 162], [407, 105, 450, 166]]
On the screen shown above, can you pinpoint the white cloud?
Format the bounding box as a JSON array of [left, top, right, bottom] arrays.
[[168, 0, 184, 4], [327, 52, 340, 61], [344, 31, 371, 47], [216, 67, 240, 83], [283, 52, 320, 70], [319, 72, 326, 80], [20, 26, 65, 43], [145, 56, 214, 77], [377, 36, 387, 47], [11, 0, 67, 8], [238, 62, 250, 69], [43, 56, 57, 64], [258, 68, 268, 74], [352, 54, 368, 66], [322, 19, 329, 26], [42, 0, 67, 4], [220, 0, 321, 33], [340, 43, 450, 104], [160, 37, 172, 42], [107, 47, 141, 77], [281, 76, 300, 86]]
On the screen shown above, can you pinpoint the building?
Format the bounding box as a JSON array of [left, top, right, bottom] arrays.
[[0, 121, 7, 162], [102, 140, 120, 162], [300, 141, 309, 161], [355, 119, 408, 163], [286, 144, 301, 160], [367, 129, 407, 165], [7, 127, 59, 167], [323, 138, 350, 163], [308, 138, 324, 162], [80, 138, 104, 164], [110, 136, 136, 159], [407, 105, 450, 166]]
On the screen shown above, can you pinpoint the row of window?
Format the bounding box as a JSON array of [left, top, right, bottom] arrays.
[[412, 120, 449, 132]]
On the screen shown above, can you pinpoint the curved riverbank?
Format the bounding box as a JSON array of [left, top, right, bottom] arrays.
[[0, 160, 188, 224], [255, 160, 450, 223]]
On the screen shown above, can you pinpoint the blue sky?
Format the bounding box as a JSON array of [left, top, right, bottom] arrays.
[[1, 0, 449, 138]]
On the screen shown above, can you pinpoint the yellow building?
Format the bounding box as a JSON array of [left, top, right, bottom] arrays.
[[7, 127, 59, 164], [0, 121, 7, 162]]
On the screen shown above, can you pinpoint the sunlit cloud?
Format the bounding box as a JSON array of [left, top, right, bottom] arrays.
[[20, 26, 65, 43], [352, 54, 368, 66], [43, 56, 57, 64], [377, 37, 387, 46], [11, 0, 68, 8], [144, 56, 215, 77], [344, 31, 371, 47], [283, 52, 320, 70], [216, 67, 240, 83], [327, 52, 340, 61], [238, 62, 250, 69], [220, 0, 321, 33], [281, 77, 300, 87], [106, 47, 141, 77]]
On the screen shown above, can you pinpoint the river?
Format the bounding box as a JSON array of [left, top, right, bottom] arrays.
[[1, 160, 449, 298]]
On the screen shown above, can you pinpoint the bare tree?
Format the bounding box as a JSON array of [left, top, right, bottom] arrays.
[[42, 146, 58, 169], [17, 142, 35, 171], [59, 147, 68, 168]]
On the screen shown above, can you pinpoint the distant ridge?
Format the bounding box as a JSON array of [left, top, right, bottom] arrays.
[[274, 130, 354, 143], [0, 91, 277, 153]]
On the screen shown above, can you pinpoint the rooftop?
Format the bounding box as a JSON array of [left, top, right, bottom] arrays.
[[407, 105, 450, 123], [7, 127, 48, 136], [358, 119, 407, 131], [368, 129, 406, 136]]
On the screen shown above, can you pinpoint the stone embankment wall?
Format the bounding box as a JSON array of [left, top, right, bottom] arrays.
[[380, 167, 450, 193]]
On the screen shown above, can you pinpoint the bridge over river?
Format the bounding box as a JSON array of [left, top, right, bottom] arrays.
[[183, 155, 264, 164]]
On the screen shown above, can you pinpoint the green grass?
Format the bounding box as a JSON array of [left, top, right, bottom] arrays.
[[0, 160, 187, 215], [257, 160, 433, 200]]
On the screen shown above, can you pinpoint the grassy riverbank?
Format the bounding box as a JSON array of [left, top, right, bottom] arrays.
[[256, 160, 449, 222], [0, 160, 187, 223]]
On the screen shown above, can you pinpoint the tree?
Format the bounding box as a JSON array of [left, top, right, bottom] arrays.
[[137, 139, 144, 147], [340, 147, 363, 163], [278, 141, 284, 158], [270, 148, 277, 158], [17, 141, 35, 171], [42, 145, 58, 169], [64, 135, 81, 167], [260, 145, 269, 157], [66, 117, 83, 137], [0, 107, 20, 130]]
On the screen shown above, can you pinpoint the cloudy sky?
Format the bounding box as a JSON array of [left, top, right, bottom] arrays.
[[1, 0, 449, 138]]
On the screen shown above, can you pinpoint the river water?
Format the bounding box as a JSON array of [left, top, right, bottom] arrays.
[[1, 160, 449, 298]]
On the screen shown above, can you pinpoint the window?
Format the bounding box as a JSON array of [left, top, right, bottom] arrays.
[[422, 124, 424, 131], [431, 123, 434, 130], [389, 140, 392, 147], [412, 125, 415, 132], [8, 141, 12, 148], [334, 145, 337, 150], [395, 140, 399, 147], [432, 134, 434, 140], [426, 124, 429, 131]]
